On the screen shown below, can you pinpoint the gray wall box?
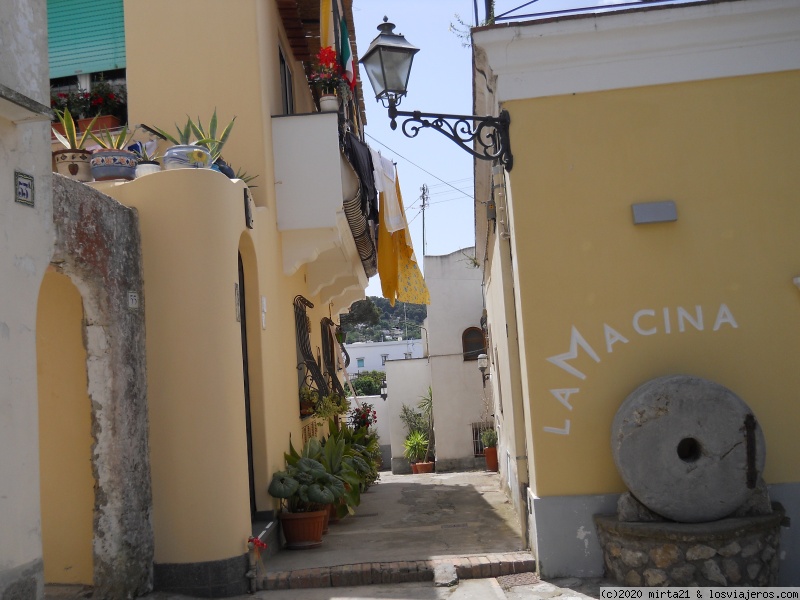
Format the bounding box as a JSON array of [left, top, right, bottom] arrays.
[[632, 200, 677, 224]]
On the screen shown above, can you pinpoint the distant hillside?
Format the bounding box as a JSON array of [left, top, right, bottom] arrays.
[[341, 296, 426, 343]]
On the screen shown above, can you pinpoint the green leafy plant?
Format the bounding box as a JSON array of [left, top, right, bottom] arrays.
[[267, 456, 344, 513], [89, 124, 135, 150], [52, 109, 99, 150], [189, 109, 236, 163], [235, 167, 258, 187], [313, 392, 350, 422], [403, 431, 429, 463], [481, 428, 497, 449]]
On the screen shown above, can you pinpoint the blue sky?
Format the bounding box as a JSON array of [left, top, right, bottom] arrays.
[[351, 1, 641, 297]]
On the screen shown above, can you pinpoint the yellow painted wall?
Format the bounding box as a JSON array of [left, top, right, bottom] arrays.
[[505, 71, 800, 497], [124, 0, 315, 211], [37, 270, 94, 584], [106, 171, 253, 563], [118, 0, 352, 563]]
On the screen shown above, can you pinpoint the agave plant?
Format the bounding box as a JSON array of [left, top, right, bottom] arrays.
[[89, 124, 135, 150], [52, 108, 99, 150], [153, 110, 235, 164], [188, 109, 236, 163]]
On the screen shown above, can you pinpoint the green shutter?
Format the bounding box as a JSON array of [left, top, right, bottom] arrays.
[[48, 0, 126, 79]]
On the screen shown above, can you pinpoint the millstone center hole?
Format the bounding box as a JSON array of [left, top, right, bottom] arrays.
[[677, 437, 701, 462]]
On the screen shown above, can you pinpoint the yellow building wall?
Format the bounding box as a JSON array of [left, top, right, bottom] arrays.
[[505, 71, 800, 498], [124, 0, 315, 211], [37, 271, 94, 584], [118, 0, 351, 565]]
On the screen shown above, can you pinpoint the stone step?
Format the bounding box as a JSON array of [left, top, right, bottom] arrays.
[[260, 551, 536, 591]]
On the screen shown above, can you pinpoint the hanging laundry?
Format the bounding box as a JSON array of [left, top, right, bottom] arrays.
[[377, 167, 430, 306]]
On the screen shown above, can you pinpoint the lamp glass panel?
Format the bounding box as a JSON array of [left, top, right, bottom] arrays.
[[380, 48, 414, 95], [362, 57, 388, 98]]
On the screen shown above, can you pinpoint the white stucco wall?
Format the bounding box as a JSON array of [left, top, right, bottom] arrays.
[[345, 338, 424, 373], [384, 358, 431, 473], [424, 248, 487, 469], [0, 0, 54, 596]]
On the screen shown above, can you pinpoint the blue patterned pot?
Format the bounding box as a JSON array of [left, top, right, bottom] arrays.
[[89, 149, 137, 181], [163, 145, 212, 170]]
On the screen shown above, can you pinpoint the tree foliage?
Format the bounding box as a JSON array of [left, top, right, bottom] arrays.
[[342, 296, 427, 343], [351, 370, 384, 396]]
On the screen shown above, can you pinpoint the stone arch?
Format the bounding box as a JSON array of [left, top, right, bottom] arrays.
[[40, 175, 153, 599]]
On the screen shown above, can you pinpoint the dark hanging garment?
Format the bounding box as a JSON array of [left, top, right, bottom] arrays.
[[344, 131, 378, 222]]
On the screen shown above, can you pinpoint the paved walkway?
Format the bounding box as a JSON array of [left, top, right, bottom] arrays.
[[259, 470, 531, 589], [49, 471, 617, 599]]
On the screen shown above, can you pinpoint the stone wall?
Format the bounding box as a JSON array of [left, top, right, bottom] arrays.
[[51, 175, 153, 599], [595, 509, 785, 586]]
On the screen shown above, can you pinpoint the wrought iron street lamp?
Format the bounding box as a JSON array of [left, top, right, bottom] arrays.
[[477, 353, 490, 388], [360, 18, 513, 171]]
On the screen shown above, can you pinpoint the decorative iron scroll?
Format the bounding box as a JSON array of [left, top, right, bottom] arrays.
[[293, 295, 329, 397], [321, 317, 346, 397], [388, 104, 513, 171]]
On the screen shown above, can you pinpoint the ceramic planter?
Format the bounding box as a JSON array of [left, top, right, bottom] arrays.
[[319, 94, 339, 113], [53, 149, 93, 182], [90, 149, 137, 181], [135, 161, 161, 178], [279, 510, 326, 549], [163, 145, 212, 170]]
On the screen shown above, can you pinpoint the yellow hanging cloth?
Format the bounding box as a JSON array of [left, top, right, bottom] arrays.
[[377, 171, 430, 306]]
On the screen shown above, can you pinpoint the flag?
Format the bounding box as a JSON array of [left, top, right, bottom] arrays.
[[337, 0, 356, 90]]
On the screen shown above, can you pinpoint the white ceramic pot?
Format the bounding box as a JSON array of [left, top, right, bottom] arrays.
[[163, 145, 212, 170], [53, 149, 93, 182], [319, 94, 339, 113], [135, 161, 161, 178]]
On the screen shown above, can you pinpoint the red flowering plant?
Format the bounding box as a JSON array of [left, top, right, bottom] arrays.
[[348, 402, 377, 430], [50, 89, 91, 119], [308, 46, 344, 95], [88, 79, 127, 120]]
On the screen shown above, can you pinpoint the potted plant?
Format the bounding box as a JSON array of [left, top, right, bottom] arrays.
[[308, 46, 343, 112], [51, 108, 99, 182], [129, 140, 161, 178], [481, 428, 499, 472], [403, 431, 429, 474], [88, 125, 137, 181], [154, 111, 234, 171], [267, 456, 344, 549]]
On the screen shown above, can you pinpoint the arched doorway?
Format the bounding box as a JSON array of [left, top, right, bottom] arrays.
[[37, 270, 94, 585]]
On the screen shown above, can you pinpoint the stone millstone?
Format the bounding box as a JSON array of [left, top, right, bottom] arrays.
[[611, 375, 766, 523]]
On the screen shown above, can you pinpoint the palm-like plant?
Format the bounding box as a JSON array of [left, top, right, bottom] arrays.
[[89, 124, 135, 150], [52, 108, 99, 150]]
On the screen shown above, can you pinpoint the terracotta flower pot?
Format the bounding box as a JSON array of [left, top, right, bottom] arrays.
[[411, 462, 419, 474], [415, 461, 435, 474], [279, 510, 326, 549], [53, 149, 92, 182], [484, 447, 499, 472]]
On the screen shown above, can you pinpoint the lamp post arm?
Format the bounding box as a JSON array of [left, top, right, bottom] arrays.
[[388, 100, 513, 170]]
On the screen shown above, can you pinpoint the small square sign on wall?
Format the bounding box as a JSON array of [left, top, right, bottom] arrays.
[[14, 171, 34, 207]]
